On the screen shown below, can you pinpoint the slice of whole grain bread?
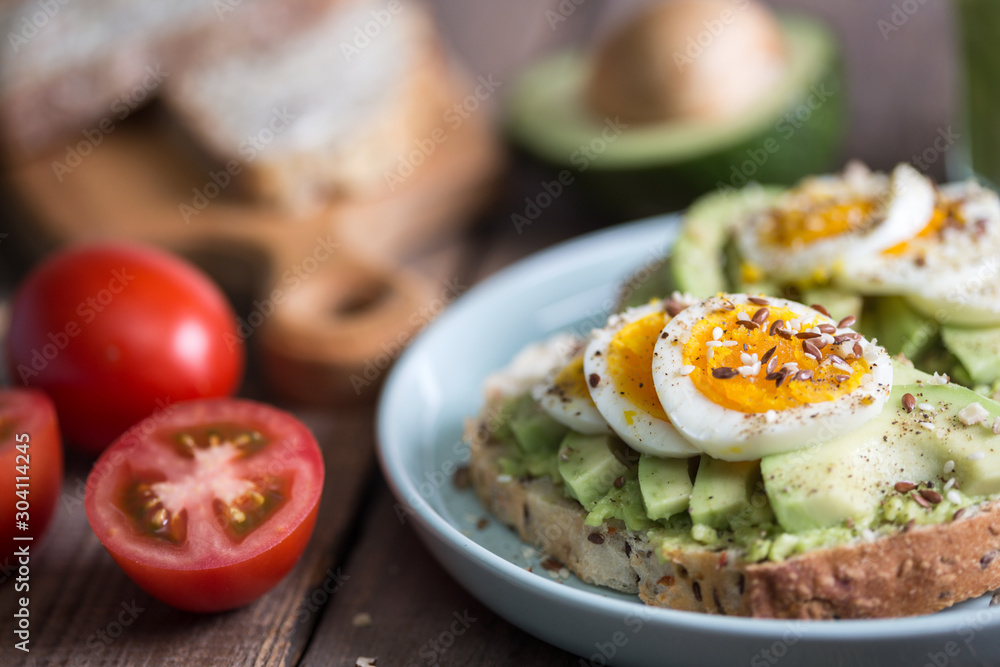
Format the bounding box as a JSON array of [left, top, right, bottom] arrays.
[[466, 401, 1000, 619]]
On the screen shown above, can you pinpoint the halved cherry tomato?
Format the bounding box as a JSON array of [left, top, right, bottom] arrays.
[[7, 242, 245, 454], [0, 389, 63, 562], [84, 398, 323, 612]]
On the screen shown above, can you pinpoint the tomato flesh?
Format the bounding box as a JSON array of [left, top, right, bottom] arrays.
[[7, 242, 245, 454], [85, 399, 323, 612], [0, 389, 63, 562]]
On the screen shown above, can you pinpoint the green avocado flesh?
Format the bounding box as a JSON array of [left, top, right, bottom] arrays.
[[491, 370, 1000, 562], [505, 15, 844, 216]]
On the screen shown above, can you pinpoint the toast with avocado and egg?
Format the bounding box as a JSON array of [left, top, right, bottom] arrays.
[[466, 293, 1000, 618], [622, 161, 1000, 398]]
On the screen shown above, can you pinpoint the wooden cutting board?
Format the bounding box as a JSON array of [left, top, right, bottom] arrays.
[[2, 101, 502, 404]]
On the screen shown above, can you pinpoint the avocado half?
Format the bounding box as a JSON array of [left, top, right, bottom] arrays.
[[505, 15, 846, 217]]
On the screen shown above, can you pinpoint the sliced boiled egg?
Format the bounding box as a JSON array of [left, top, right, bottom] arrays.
[[837, 179, 1000, 307], [735, 162, 935, 284], [652, 294, 892, 461], [532, 347, 611, 435], [584, 301, 699, 457]]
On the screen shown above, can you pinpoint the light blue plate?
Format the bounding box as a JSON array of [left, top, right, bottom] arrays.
[[376, 215, 1000, 667]]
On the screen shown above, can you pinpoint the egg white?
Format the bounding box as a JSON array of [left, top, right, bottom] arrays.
[[532, 350, 611, 435], [736, 162, 935, 283], [584, 302, 699, 457], [651, 294, 894, 461]]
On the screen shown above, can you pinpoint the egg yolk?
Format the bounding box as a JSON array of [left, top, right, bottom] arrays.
[[764, 198, 877, 247], [682, 304, 870, 413], [552, 354, 594, 402], [607, 311, 669, 421]]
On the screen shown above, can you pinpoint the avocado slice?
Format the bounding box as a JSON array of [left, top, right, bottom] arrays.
[[762, 383, 1000, 532], [689, 455, 772, 531], [637, 454, 694, 521], [505, 15, 845, 216], [557, 432, 629, 509], [941, 325, 1000, 386], [861, 295, 939, 359]]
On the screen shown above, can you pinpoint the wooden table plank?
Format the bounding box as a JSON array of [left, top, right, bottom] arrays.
[[300, 479, 579, 667], [0, 408, 378, 667]]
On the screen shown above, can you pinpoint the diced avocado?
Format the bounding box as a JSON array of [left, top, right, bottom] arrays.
[[637, 454, 694, 521], [941, 325, 1000, 386], [586, 468, 658, 531], [689, 456, 772, 531], [505, 15, 844, 217], [509, 407, 568, 456], [557, 432, 629, 509], [762, 383, 1000, 532], [861, 295, 939, 359]]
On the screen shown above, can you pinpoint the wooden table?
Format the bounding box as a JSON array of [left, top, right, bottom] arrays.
[[0, 0, 960, 664]]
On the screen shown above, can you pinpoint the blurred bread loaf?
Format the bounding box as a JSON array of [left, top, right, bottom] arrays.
[[163, 0, 454, 209]]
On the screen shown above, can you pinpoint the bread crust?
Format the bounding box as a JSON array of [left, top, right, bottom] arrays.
[[466, 410, 1000, 619]]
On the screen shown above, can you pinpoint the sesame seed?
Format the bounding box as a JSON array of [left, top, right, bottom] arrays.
[[853, 342, 864, 357], [736, 311, 749, 321], [944, 459, 956, 474], [834, 362, 853, 374], [895, 481, 917, 493], [902, 393, 916, 413], [737, 365, 756, 376], [811, 303, 831, 317], [679, 365, 695, 376], [705, 340, 723, 348], [782, 362, 799, 371], [944, 477, 956, 491], [748, 296, 770, 305], [707, 348, 715, 361], [947, 490, 963, 505], [968, 451, 986, 461], [764, 409, 777, 423], [994, 417, 1000, 435], [720, 340, 737, 347], [919, 421, 936, 431], [712, 326, 723, 340], [820, 333, 836, 346], [837, 315, 857, 328], [918, 403, 935, 412], [789, 319, 801, 331], [740, 352, 753, 365], [766, 354, 778, 375], [712, 367, 738, 379], [930, 372, 950, 385]]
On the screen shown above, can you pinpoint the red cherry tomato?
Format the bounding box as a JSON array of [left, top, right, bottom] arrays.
[[84, 398, 323, 612], [0, 389, 63, 562], [6, 242, 244, 454]]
